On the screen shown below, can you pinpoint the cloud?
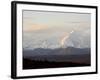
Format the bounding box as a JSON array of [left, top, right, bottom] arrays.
[[23, 28, 90, 50], [23, 24, 48, 32], [64, 29, 90, 48]]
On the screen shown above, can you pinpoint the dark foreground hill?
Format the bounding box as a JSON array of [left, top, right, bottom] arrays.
[[23, 59, 90, 69], [23, 58, 90, 69], [23, 47, 90, 69]]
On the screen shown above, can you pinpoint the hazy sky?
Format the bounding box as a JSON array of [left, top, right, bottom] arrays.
[[23, 10, 91, 49]]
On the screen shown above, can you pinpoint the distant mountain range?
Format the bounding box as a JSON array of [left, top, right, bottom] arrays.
[[23, 47, 90, 56], [23, 47, 90, 64]]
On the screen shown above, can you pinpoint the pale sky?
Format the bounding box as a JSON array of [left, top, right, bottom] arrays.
[[23, 10, 91, 49]]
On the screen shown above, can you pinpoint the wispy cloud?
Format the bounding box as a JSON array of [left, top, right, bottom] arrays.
[[23, 24, 48, 32]]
